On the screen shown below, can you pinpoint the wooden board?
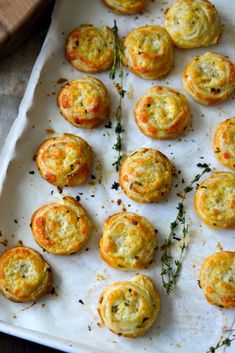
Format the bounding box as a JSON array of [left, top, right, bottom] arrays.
[[0, 0, 54, 57]]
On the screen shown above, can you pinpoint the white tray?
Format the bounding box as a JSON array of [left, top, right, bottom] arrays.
[[0, 1, 234, 352]]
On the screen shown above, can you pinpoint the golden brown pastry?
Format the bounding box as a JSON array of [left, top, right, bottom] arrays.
[[57, 76, 111, 129], [165, 0, 221, 49], [123, 25, 174, 80], [31, 196, 91, 255], [183, 52, 235, 105], [194, 172, 235, 229], [0, 246, 52, 303], [119, 148, 173, 203], [100, 212, 157, 270], [36, 134, 93, 187], [103, 0, 148, 14], [213, 117, 235, 170], [65, 24, 114, 73], [200, 251, 235, 308], [97, 274, 160, 337], [134, 86, 190, 139]]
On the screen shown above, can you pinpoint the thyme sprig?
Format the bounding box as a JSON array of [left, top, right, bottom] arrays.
[[161, 163, 211, 295], [207, 335, 235, 353], [110, 20, 125, 171]]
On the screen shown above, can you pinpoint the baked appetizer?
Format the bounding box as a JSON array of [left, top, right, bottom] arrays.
[[0, 246, 52, 303], [183, 52, 235, 105], [134, 86, 190, 139], [65, 24, 114, 73], [165, 0, 221, 49], [213, 117, 235, 170], [100, 212, 157, 270], [103, 0, 148, 14], [36, 134, 93, 187], [31, 196, 91, 255], [200, 251, 235, 308], [194, 172, 235, 229], [119, 148, 173, 203], [57, 76, 111, 129], [123, 25, 174, 80], [97, 274, 160, 337]]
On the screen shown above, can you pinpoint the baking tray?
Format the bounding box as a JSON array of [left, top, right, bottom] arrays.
[[0, 1, 234, 352]]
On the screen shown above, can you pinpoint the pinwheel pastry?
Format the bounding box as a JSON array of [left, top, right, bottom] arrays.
[[213, 117, 235, 170], [100, 212, 157, 270], [200, 251, 235, 308], [65, 24, 114, 73], [57, 76, 110, 129], [194, 172, 235, 229], [97, 274, 160, 337], [36, 134, 93, 187], [103, 0, 148, 14], [0, 246, 52, 302], [31, 196, 91, 255], [165, 0, 221, 49], [134, 86, 190, 139], [123, 25, 174, 79], [119, 148, 173, 203], [183, 52, 235, 105]]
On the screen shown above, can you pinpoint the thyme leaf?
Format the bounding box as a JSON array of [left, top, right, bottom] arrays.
[[161, 163, 211, 295], [110, 20, 125, 172], [206, 335, 235, 353]]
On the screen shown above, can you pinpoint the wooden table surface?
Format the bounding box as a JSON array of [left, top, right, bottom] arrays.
[[0, 3, 64, 353]]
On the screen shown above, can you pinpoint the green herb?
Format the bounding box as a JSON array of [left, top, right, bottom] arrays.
[[207, 335, 235, 353], [112, 305, 118, 313], [110, 20, 125, 171], [161, 163, 211, 294]]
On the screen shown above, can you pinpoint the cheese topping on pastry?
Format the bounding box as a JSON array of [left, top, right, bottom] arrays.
[[0, 246, 52, 303], [194, 172, 235, 229], [100, 212, 157, 270], [200, 251, 235, 308], [36, 134, 93, 187], [119, 148, 173, 203], [183, 52, 235, 105], [97, 274, 160, 337], [103, 0, 148, 15], [213, 117, 235, 170], [57, 76, 110, 129], [165, 0, 221, 49], [134, 86, 190, 139], [65, 25, 114, 73], [123, 25, 174, 80], [31, 196, 91, 255]]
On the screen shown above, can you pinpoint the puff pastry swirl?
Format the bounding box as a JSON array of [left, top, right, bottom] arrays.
[[0, 246, 52, 303], [165, 0, 221, 49], [123, 25, 174, 80], [194, 172, 235, 229], [213, 117, 235, 170], [97, 274, 160, 337], [103, 0, 148, 15], [119, 148, 173, 203], [134, 86, 190, 139], [65, 24, 114, 73], [31, 196, 91, 255], [36, 134, 93, 187], [183, 52, 235, 105], [200, 251, 235, 308], [100, 212, 157, 270], [57, 76, 110, 129]]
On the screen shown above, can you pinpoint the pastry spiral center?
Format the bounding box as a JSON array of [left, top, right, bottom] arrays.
[[203, 184, 235, 220], [4, 258, 42, 291], [43, 205, 82, 243], [42, 141, 81, 174], [174, 6, 209, 39]]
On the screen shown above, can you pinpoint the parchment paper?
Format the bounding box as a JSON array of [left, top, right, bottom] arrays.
[[0, 1, 234, 352]]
